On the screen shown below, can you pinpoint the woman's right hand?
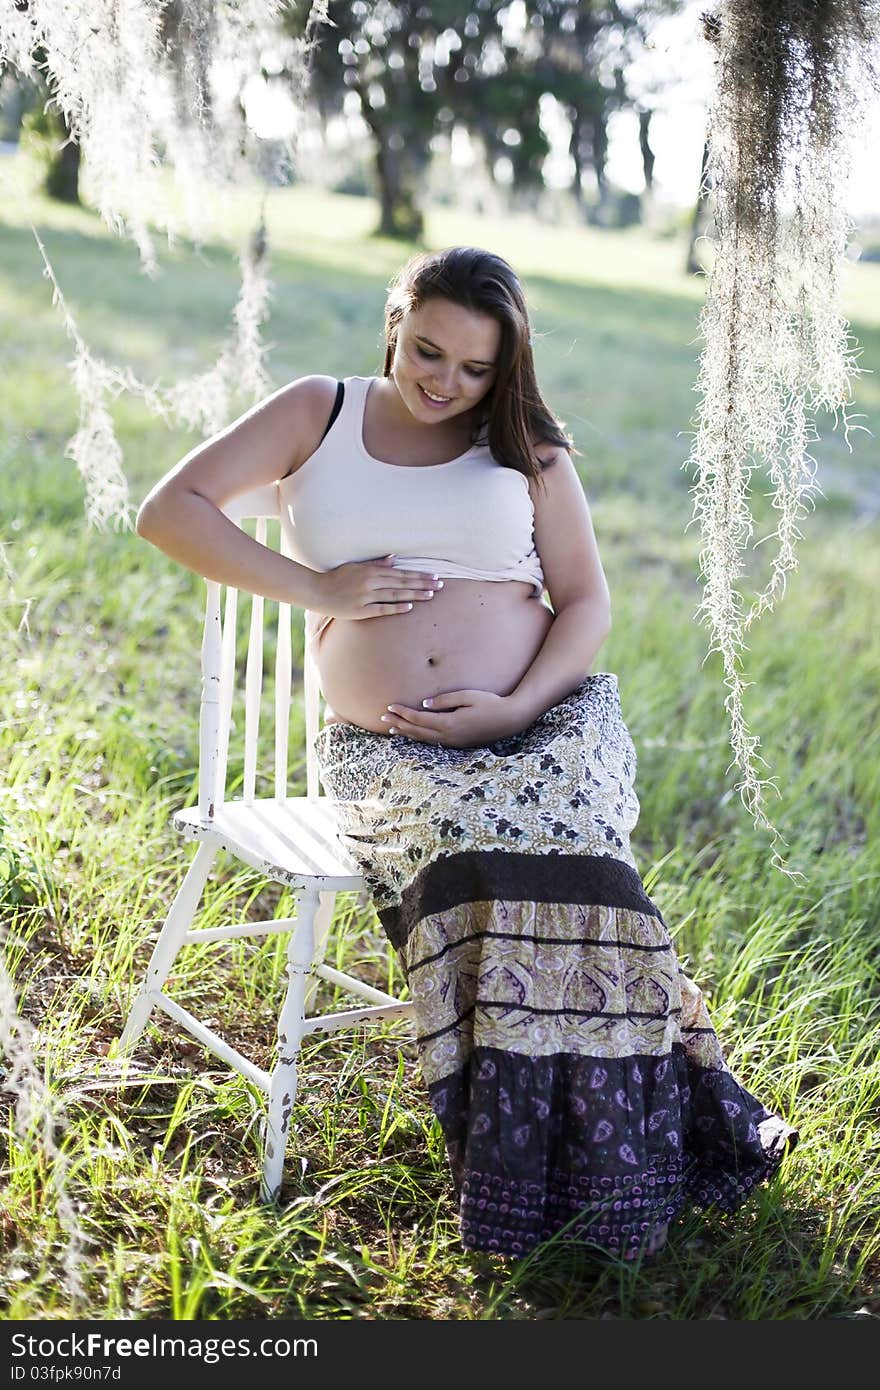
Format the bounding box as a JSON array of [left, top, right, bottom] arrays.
[[310, 554, 442, 620]]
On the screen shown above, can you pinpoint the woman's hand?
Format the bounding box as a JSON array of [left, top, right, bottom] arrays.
[[311, 555, 441, 620], [380, 689, 526, 748]]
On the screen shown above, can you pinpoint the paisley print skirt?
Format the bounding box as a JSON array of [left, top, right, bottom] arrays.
[[313, 672, 798, 1261]]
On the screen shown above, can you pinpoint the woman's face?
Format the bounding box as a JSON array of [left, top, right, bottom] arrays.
[[391, 297, 501, 425]]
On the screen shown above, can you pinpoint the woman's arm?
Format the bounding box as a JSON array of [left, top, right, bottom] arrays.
[[137, 374, 439, 620], [506, 447, 612, 726], [383, 447, 612, 746], [136, 374, 337, 606]]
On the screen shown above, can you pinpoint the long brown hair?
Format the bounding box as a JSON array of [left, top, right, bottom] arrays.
[[381, 246, 577, 492]]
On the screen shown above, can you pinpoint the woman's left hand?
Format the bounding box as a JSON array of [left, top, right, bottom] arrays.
[[381, 689, 525, 748]]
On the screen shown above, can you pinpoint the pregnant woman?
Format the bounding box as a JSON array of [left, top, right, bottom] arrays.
[[136, 244, 798, 1262]]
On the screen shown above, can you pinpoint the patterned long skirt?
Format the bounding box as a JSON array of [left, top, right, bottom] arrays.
[[313, 672, 798, 1261]]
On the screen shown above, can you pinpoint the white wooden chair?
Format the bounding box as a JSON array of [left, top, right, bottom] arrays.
[[116, 484, 414, 1202]]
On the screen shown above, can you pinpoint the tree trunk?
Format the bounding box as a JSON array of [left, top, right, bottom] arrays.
[[585, 113, 609, 225], [638, 108, 655, 189], [45, 106, 80, 204], [45, 131, 80, 204], [639, 107, 655, 225], [372, 137, 424, 240], [359, 93, 425, 241], [569, 109, 586, 208], [686, 136, 712, 275]]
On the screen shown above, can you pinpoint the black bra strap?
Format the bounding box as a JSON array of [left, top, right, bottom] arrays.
[[320, 379, 345, 442]]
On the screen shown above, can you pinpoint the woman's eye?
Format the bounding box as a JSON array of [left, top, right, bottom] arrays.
[[417, 346, 488, 379]]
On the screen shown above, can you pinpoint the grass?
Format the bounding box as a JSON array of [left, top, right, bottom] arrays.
[[1, 152, 879, 1321]]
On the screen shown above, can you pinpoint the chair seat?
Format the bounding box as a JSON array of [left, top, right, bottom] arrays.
[[173, 797, 364, 889]]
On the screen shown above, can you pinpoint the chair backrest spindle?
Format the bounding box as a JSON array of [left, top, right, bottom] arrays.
[[198, 582, 223, 824], [274, 526, 294, 803], [304, 627, 321, 801], [195, 486, 320, 815], [242, 516, 268, 805], [214, 584, 239, 807]]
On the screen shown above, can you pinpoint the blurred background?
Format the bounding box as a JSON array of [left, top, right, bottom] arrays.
[[3, 0, 879, 259]]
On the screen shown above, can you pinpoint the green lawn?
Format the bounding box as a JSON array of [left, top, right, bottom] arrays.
[[1, 157, 878, 1321]]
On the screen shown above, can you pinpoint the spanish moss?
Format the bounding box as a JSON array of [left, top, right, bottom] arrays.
[[1, 2, 323, 525], [686, 1, 878, 878]]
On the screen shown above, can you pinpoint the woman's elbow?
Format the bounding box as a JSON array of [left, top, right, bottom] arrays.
[[584, 590, 612, 632], [595, 585, 612, 632], [135, 496, 161, 541], [135, 489, 182, 544], [136, 485, 188, 541]]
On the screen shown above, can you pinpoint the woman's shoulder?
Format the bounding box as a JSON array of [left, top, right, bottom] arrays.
[[532, 439, 571, 471], [284, 373, 344, 449], [286, 373, 343, 418], [265, 374, 345, 481], [263, 373, 341, 427], [524, 439, 578, 509]]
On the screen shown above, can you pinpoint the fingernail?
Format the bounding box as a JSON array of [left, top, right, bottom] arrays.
[[422, 698, 433, 708], [436, 580, 444, 588], [380, 715, 390, 722]]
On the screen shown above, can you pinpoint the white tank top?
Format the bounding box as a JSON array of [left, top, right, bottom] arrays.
[[277, 375, 547, 655]]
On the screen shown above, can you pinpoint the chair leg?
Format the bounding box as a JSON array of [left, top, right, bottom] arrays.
[[260, 884, 320, 1203], [117, 842, 218, 1055], [303, 890, 336, 1014]]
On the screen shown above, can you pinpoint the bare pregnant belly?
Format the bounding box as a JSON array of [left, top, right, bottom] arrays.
[[315, 577, 555, 737]]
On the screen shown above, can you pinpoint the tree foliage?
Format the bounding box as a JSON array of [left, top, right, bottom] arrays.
[[285, 1, 677, 236]]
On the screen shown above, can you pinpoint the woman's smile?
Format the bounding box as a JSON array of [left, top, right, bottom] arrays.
[[417, 383, 454, 408]]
